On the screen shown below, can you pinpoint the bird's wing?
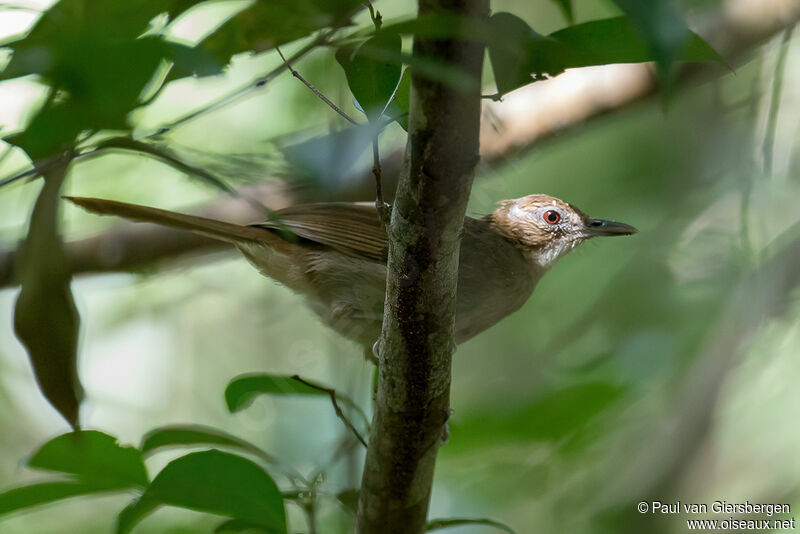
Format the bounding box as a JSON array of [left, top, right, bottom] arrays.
[[254, 203, 388, 261]]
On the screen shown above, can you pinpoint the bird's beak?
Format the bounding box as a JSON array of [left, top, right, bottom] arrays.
[[585, 218, 638, 237]]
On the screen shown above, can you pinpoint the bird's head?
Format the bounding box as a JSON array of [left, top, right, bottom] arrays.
[[491, 194, 637, 269]]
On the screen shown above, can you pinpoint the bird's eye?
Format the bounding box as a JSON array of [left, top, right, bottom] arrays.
[[543, 210, 561, 224]]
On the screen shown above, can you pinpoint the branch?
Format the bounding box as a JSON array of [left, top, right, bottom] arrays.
[[275, 47, 359, 126], [355, 0, 489, 532]]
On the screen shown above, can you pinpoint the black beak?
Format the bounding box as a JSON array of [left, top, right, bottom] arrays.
[[585, 218, 638, 237]]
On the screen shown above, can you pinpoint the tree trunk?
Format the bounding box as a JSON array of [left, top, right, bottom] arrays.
[[355, 0, 489, 532]]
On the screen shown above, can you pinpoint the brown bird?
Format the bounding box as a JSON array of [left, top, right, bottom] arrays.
[[65, 194, 636, 352]]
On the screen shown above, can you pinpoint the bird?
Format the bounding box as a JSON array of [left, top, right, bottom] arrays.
[[64, 194, 636, 353]]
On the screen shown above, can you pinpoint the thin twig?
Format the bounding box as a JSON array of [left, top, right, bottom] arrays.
[[370, 69, 409, 225], [290, 374, 368, 448], [762, 26, 794, 177], [275, 47, 359, 126], [0, 164, 45, 188], [145, 32, 333, 138], [372, 138, 389, 224], [363, 1, 382, 31], [301, 495, 319, 534]]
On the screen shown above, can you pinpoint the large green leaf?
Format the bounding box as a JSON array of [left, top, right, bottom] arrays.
[[140, 424, 276, 465], [336, 31, 402, 120], [224, 373, 366, 419], [3, 36, 223, 156], [550, 16, 724, 67], [611, 0, 689, 88], [1, 0, 170, 47], [117, 450, 286, 534], [0, 0, 226, 158], [486, 13, 565, 95], [4, 102, 84, 162], [0, 481, 124, 517], [354, 12, 493, 42], [486, 13, 723, 96], [12, 161, 82, 426], [196, 0, 363, 65], [225, 374, 329, 413], [29, 431, 149, 488]]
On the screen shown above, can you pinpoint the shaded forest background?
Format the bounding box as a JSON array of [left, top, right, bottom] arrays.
[[1, 0, 799, 532]]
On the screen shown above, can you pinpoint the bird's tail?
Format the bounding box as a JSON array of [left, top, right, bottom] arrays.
[[64, 196, 273, 245]]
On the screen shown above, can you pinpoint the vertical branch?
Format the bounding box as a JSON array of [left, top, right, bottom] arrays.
[[356, 0, 489, 532]]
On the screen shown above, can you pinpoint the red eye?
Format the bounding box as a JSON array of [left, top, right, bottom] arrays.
[[544, 210, 560, 224]]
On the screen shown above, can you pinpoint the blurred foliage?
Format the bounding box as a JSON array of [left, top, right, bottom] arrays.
[[0, 0, 798, 533]]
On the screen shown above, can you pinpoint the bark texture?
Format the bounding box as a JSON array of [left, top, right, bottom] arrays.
[[355, 0, 489, 532]]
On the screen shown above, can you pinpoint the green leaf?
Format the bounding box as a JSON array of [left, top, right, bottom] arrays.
[[117, 450, 286, 534], [12, 161, 82, 426], [197, 0, 363, 65], [550, 0, 573, 24], [353, 12, 494, 42], [29, 431, 149, 488], [3, 0, 170, 47], [486, 13, 566, 95], [162, 41, 225, 80], [611, 0, 689, 89], [336, 31, 402, 120], [486, 13, 723, 97], [0, 0, 225, 150], [4, 102, 84, 161], [550, 17, 723, 67], [215, 519, 274, 533], [427, 517, 515, 533], [0, 481, 123, 517], [140, 424, 276, 464], [225, 375, 328, 413], [3, 37, 212, 159]]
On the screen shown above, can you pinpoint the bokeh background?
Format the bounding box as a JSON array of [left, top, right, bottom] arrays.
[[1, 0, 799, 532]]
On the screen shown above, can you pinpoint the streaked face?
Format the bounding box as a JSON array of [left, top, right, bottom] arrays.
[[496, 194, 637, 269]]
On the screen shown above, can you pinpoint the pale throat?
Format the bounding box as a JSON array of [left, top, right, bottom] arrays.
[[527, 240, 577, 269]]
